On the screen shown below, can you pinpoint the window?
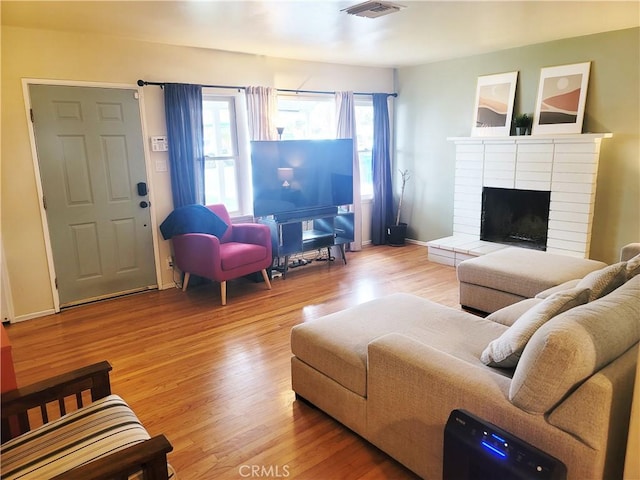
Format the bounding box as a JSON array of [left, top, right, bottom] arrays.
[[201, 91, 374, 218], [277, 96, 335, 140], [355, 101, 374, 197], [202, 93, 250, 214], [276, 95, 374, 198]]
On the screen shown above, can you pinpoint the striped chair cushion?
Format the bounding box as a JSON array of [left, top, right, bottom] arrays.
[[1, 394, 175, 480]]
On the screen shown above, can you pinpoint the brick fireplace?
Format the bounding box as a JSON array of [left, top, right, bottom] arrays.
[[427, 133, 611, 266]]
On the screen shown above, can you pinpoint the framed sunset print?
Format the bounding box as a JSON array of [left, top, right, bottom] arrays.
[[471, 71, 518, 137], [532, 62, 591, 135]]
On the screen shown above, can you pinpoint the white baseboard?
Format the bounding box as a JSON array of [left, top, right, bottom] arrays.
[[11, 309, 57, 324], [406, 238, 428, 246]]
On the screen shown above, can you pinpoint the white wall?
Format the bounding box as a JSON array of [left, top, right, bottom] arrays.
[[1, 26, 394, 320]]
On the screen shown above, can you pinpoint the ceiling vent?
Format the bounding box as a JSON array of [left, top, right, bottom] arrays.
[[341, 1, 405, 18]]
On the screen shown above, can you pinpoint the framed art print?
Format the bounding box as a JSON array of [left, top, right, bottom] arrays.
[[532, 62, 591, 135], [471, 71, 518, 137]]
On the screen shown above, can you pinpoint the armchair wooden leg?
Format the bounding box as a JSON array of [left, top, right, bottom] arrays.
[[182, 272, 191, 292], [261, 269, 272, 290], [220, 281, 227, 306]]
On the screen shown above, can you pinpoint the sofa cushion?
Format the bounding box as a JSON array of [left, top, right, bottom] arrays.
[[291, 293, 507, 397], [509, 275, 640, 414], [457, 247, 605, 299], [219, 242, 268, 270], [485, 298, 543, 327], [481, 287, 590, 368], [576, 262, 627, 301], [0, 394, 176, 480]]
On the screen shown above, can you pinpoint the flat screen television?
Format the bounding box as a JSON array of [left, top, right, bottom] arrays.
[[250, 139, 353, 219]]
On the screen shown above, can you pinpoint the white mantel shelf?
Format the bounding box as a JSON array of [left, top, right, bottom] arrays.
[[447, 133, 612, 143], [428, 133, 613, 266]]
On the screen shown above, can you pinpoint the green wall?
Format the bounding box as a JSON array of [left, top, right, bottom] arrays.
[[396, 27, 639, 264]]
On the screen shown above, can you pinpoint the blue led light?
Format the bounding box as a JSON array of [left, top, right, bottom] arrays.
[[491, 433, 507, 444], [482, 441, 507, 458]]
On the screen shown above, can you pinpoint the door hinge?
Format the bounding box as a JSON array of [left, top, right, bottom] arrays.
[[30, 108, 34, 123], [43, 196, 47, 210], [54, 278, 58, 289]]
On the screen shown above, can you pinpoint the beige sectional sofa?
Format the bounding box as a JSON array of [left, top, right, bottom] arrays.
[[290, 251, 640, 479]]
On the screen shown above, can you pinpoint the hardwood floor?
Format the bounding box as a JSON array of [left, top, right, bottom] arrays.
[[4, 243, 462, 480]]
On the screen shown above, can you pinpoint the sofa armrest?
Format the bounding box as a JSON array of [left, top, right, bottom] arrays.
[[2, 361, 113, 442], [50, 434, 174, 480], [171, 233, 222, 278]]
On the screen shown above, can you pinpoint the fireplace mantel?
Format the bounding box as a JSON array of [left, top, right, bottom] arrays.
[[427, 133, 612, 266], [447, 133, 612, 143]]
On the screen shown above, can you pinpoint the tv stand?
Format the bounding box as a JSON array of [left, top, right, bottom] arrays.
[[274, 206, 338, 223], [260, 210, 354, 278]]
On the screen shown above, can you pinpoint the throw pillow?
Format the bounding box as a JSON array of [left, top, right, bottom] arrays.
[[626, 253, 640, 280], [480, 287, 590, 368], [485, 298, 543, 327], [535, 279, 581, 299], [576, 262, 628, 301]]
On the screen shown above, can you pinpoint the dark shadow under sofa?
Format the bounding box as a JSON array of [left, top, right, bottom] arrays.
[[290, 251, 640, 479]]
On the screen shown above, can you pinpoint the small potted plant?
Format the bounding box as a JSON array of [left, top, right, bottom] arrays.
[[387, 169, 411, 246], [514, 113, 532, 135]]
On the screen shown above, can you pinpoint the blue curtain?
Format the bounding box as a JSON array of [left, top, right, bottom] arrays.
[[164, 83, 205, 208], [371, 94, 394, 245]]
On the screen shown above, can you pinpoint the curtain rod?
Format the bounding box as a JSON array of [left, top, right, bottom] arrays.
[[137, 80, 397, 97]]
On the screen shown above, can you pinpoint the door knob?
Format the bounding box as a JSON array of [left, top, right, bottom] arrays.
[[139, 201, 149, 208]]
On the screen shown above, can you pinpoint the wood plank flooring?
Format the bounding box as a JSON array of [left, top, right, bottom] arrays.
[[4, 243, 462, 480]]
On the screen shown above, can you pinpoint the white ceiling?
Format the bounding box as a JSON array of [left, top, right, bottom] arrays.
[[2, 1, 639, 68]]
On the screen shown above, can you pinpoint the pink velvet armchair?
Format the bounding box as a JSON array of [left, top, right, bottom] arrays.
[[171, 204, 272, 305]]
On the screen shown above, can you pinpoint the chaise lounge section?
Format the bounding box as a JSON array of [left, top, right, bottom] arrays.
[[456, 247, 607, 313], [291, 252, 640, 479]]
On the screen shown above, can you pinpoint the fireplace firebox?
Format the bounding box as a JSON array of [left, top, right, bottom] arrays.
[[481, 187, 551, 251]]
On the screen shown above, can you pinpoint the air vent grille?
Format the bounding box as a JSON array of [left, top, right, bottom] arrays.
[[342, 1, 405, 18]]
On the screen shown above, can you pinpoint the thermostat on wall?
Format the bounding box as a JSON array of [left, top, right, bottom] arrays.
[[150, 136, 168, 152]]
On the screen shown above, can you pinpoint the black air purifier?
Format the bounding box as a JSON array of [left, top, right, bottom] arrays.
[[443, 409, 566, 480]]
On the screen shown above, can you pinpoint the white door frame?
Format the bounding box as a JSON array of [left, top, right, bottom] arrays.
[[22, 78, 162, 312], [1, 239, 15, 323]]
